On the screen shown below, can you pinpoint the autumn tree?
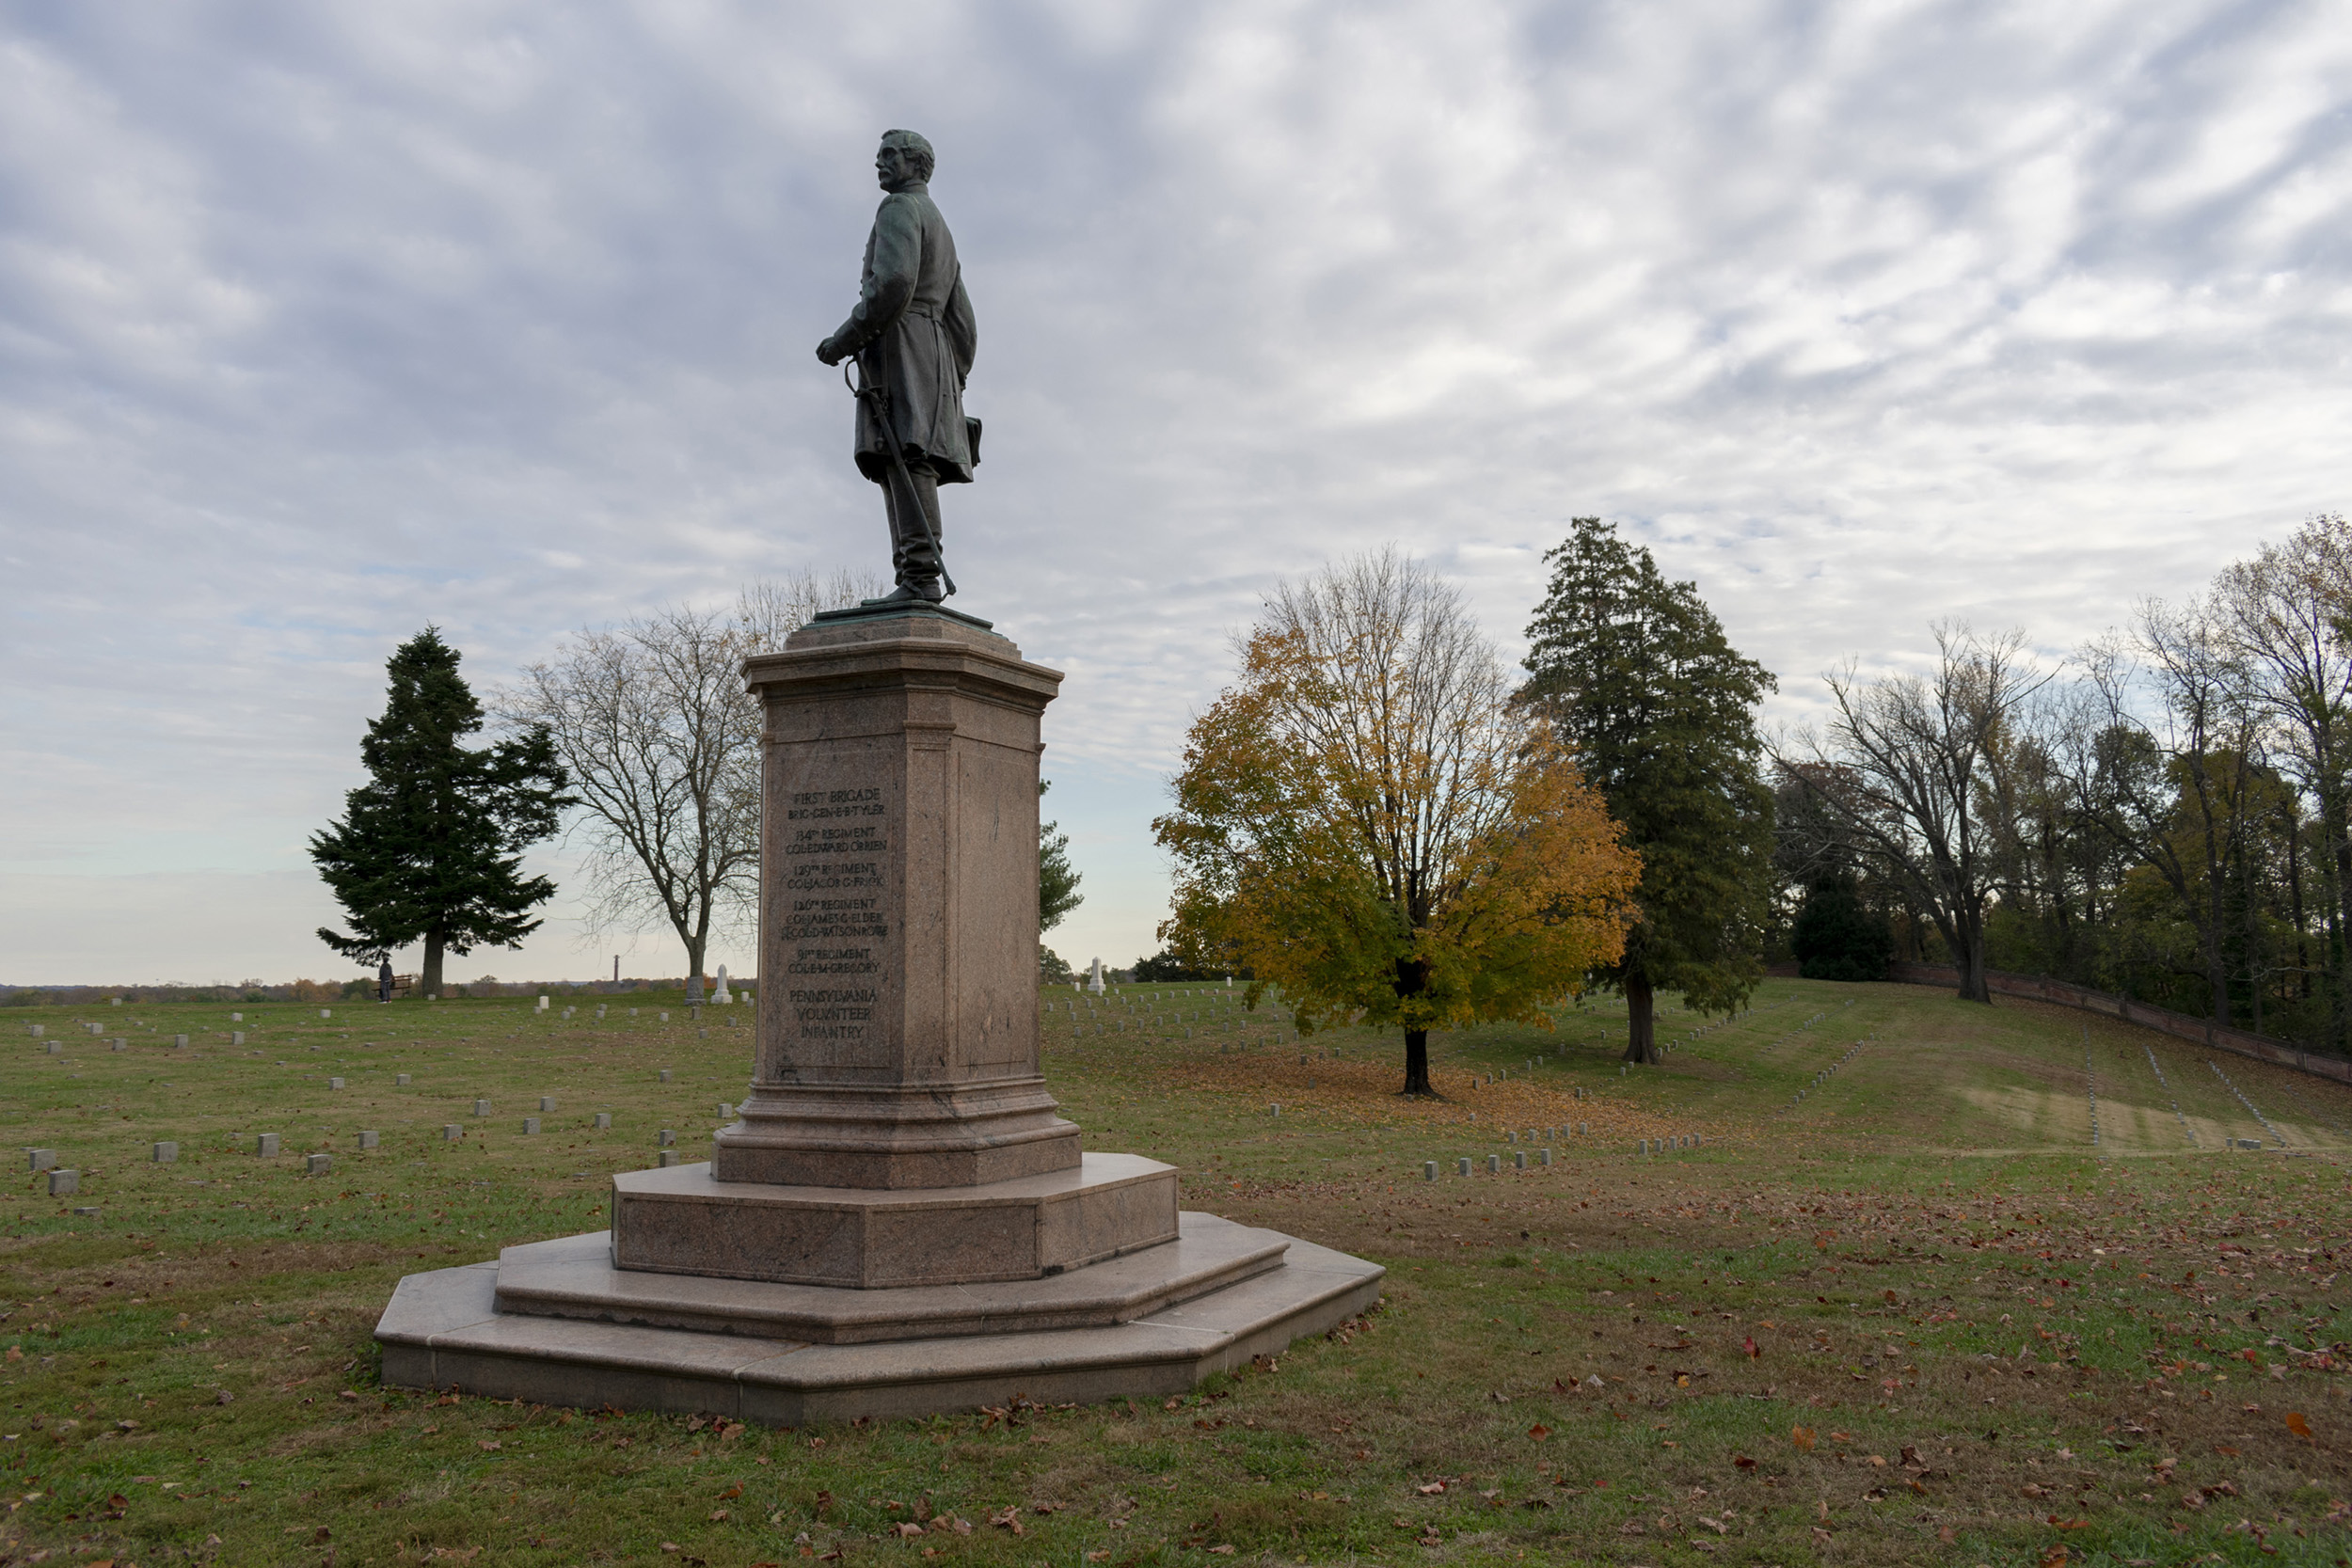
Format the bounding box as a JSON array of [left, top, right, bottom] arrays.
[[312, 627, 570, 996], [1154, 551, 1640, 1096], [1518, 519, 1777, 1063]]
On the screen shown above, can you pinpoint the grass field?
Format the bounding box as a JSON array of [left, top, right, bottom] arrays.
[[4, 977, 2349, 1567]]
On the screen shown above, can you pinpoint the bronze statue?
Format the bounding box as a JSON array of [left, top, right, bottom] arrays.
[[816, 130, 977, 605]]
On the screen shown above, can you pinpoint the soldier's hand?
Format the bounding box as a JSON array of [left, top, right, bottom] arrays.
[[815, 336, 845, 367]]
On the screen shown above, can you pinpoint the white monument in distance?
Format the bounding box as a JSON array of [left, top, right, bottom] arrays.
[[1088, 958, 1105, 994], [712, 965, 733, 1005]]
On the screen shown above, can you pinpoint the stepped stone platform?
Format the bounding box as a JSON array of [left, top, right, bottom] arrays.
[[373, 606, 1381, 1421], [375, 1212, 1380, 1422]]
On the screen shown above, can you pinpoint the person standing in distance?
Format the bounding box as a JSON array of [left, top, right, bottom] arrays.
[[816, 130, 977, 606]]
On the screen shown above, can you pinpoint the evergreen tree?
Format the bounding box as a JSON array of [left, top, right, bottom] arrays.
[[1519, 518, 1777, 1063], [1040, 781, 1083, 932], [312, 627, 571, 995], [1791, 874, 1894, 981]]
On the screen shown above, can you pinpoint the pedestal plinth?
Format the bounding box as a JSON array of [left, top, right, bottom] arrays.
[[714, 606, 1077, 1191]]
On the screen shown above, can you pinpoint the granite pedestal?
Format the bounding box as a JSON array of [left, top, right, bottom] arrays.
[[375, 606, 1381, 1421]]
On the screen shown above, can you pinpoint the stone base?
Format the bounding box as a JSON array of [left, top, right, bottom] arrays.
[[376, 1213, 1383, 1424], [710, 1080, 1081, 1190], [499, 1210, 1287, 1344], [611, 1152, 1177, 1289]]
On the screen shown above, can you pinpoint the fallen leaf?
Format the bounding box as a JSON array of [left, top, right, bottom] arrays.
[[2286, 1411, 2313, 1440], [477, 1440, 501, 1452], [1790, 1426, 1816, 1452], [1416, 1481, 1446, 1496], [1733, 1455, 1756, 1470], [1527, 1423, 1551, 1441], [1742, 1336, 1759, 1360]]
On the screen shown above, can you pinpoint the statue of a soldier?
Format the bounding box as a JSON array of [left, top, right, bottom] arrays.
[[816, 130, 977, 605]]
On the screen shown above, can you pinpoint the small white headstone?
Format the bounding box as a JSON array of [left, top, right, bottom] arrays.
[[713, 965, 733, 1005]]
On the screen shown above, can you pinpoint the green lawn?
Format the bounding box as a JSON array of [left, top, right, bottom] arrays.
[[4, 978, 2348, 1565]]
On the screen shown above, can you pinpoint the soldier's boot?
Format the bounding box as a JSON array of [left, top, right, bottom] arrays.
[[882, 455, 947, 601]]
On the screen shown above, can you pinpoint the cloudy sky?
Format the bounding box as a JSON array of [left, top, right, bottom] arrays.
[[3, 0, 2347, 987]]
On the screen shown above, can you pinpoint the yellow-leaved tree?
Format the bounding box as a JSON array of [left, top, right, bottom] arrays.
[[1153, 551, 1642, 1096]]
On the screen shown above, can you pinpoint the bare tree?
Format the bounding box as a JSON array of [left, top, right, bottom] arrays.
[[2218, 514, 2352, 1047], [501, 570, 881, 990], [1787, 623, 2052, 1004], [2074, 601, 2265, 1029]]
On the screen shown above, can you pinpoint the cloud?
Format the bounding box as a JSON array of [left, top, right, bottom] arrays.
[[2, 0, 2347, 980]]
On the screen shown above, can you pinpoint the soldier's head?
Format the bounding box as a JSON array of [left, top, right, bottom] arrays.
[[875, 130, 934, 190]]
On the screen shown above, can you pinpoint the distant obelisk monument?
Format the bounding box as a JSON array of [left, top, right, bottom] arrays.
[[373, 134, 1379, 1421]]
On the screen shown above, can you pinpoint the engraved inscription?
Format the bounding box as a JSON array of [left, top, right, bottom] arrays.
[[789, 986, 876, 1039], [777, 786, 890, 1042]]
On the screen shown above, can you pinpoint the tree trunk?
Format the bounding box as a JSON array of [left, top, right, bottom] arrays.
[[1954, 906, 1992, 1004], [1401, 1029, 1435, 1097], [684, 933, 707, 1006], [1623, 975, 1659, 1064], [422, 933, 446, 999]]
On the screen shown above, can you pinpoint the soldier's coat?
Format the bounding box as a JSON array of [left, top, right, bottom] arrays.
[[832, 182, 977, 484]]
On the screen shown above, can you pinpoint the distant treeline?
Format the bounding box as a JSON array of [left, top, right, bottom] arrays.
[[1777, 513, 2352, 1054]]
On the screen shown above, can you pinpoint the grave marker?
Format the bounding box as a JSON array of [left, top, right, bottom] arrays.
[[28, 1148, 56, 1171], [473, 1100, 490, 1117], [1422, 1161, 1438, 1180], [443, 1125, 462, 1141], [396, 1072, 412, 1085], [305, 1153, 332, 1176], [48, 1169, 77, 1196], [152, 1142, 178, 1163], [539, 1096, 556, 1113], [595, 1113, 612, 1130], [329, 1077, 346, 1090], [523, 1117, 541, 1135], [358, 1131, 380, 1149], [255, 1133, 280, 1157]]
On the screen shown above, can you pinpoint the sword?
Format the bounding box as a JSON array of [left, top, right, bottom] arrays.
[[845, 360, 957, 598]]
